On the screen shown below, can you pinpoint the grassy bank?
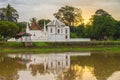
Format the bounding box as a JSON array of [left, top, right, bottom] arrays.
[[0, 41, 120, 53]]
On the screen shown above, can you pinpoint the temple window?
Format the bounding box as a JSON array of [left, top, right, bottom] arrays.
[[50, 28, 52, 33], [66, 29, 68, 34], [57, 29, 60, 34]]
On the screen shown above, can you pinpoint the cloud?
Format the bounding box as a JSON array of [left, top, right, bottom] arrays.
[[0, 0, 120, 22]]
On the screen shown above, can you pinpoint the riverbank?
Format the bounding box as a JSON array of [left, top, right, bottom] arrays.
[[0, 41, 120, 53]]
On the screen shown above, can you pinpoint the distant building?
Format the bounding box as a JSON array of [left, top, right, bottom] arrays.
[[26, 18, 70, 41]]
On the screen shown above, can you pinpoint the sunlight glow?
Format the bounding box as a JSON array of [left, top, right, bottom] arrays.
[[71, 64, 97, 80]]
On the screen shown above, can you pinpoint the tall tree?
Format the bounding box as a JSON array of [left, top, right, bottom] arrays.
[[85, 9, 116, 40], [0, 4, 19, 22], [0, 21, 19, 41], [54, 5, 83, 26]]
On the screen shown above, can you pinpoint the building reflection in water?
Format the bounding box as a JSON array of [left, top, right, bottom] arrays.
[[8, 52, 91, 80]]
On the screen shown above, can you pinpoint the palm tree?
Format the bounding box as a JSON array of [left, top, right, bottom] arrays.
[[0, 4, 19, 22]]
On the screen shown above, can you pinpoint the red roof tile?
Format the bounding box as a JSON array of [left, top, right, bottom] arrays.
[[29, 21, 42, 30]]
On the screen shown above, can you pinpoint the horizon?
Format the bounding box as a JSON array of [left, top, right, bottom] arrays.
[[0, 0, 120, 23]]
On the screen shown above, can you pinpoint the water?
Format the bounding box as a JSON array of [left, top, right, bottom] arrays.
[[0, 52, 120, 80]]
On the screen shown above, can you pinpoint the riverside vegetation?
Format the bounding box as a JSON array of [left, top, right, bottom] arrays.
[[0, 41, 120, 53]]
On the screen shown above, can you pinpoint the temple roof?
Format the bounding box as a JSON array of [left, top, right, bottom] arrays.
[[29, 21, 42, 30], [17, 32, 31, 37], [47, 18, 65, 26]]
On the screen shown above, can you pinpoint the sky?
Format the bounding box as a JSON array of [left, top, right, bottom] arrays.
[[0, 0, 120, 23]]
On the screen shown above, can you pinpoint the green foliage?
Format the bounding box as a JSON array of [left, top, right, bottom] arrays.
[[0, 4, 19, 22], [17, 22, 27, 32], [0, 21, 19, 41], [76, 24, 85, 37], [113, 21, 120, 40], [84, 25, 94, 38], [70, 24, 85, 38], [95, 9, 111, 16], [54, 5, 83, 26], [93, 16, 116, 40], [70, 32, 78, 38], [38, 19, 51, 28], [85, 9, 117, 40]]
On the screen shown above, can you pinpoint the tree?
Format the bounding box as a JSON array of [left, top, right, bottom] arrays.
[[84, 24, 94, 39], [86, 9, 116, 40], [17, 22, 27, 32], [76, 24, 85, 38], [54, 5, 83, 26], [113, 21, 120, 40], [95, 9, 111, 17], [38, 19, 51, 28], [0, 4, 19, 22], [0, 21, 19, 41]]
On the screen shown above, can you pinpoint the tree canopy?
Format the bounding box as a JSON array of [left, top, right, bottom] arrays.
[[17, 22, 27, 32], [95, 9, 111, 17], [54, 5, 83, 26], [38, 19, 51, 28], [0, 21, 19, 41], [85, 9, 116, 40], [0, 4, 19, 22], [113, 21, 120, 40]]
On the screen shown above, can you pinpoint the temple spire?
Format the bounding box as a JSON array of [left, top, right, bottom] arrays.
[[44, 20, 46, 33], [26, 23, 29, 32]]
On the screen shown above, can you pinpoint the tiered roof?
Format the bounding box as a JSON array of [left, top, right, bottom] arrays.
[[29, 21, 42, 30]]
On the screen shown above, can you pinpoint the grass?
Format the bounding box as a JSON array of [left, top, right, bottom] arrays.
[[0, 41, 120, 54], [1, 47, 120, 54]]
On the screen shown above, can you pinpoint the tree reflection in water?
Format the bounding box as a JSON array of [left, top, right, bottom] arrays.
[[0, 56, 26, 80], [68, 53, 120, 80]]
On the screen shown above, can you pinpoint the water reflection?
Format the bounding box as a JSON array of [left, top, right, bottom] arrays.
[[0, 52, 120, 80]]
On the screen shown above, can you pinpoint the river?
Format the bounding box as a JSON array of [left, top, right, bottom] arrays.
[[0, 52, 120, 80]]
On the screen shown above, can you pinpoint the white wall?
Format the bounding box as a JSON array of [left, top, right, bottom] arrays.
[[47, 26, 70, 41], [27, 30, 47, 40]]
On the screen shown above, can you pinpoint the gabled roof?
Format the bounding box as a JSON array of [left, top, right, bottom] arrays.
[[47, 18, 65, 26], [29, 21, 42, 30]]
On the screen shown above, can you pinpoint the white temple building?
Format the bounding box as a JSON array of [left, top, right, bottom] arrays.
[[25, 18, 70, 42]]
